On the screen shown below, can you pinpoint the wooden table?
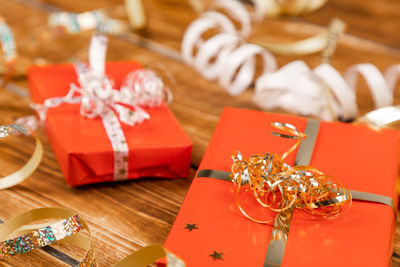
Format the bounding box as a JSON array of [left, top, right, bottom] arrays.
[[1, 0, 400, 266]]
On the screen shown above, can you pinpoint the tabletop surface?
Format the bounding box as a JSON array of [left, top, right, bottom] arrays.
[[0, 0, 400, 266]]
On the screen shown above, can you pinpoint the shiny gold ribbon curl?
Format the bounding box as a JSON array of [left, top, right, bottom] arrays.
[[0, 124, 43, 189], [231, 122, 352, 228]]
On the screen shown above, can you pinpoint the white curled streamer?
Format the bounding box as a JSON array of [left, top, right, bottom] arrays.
[[255, 61, 334, 121], [345, 64, 393, 108], [194, 33, 240, 80], [313, 64, 358, 120], [182, 0, 277, 95], [249, 0, 267, 22], [255, 61, 400, 121], [32, 35, 170, 181], [210, 0, 252, 38], [181, 14, 236, 65], [385, 65, 400, 93], [219, 44, 276, 95]]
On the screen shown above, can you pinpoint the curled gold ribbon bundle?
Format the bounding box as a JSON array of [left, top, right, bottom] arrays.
[[231, 122, 352, 230]]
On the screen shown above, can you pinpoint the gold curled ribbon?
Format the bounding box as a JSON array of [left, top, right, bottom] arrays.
[[355, 105, 400, 130], [265, 0, 328, 17], [0, 124, 43, 189], [258, 18, 346, 56], [124, 0, 146, 30], [190, 0, 327, 16], [231, 122, 352, 228], [0, 207, 185, 266]]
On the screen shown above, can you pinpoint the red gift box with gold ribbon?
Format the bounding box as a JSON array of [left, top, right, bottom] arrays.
[[163, 107, 398, 267], [27, 61, 192, 186]]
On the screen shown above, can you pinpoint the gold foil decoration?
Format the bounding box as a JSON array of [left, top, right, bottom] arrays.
[[231, 122, 352, 228]]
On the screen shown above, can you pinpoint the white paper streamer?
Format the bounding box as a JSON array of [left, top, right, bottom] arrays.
[[182, 1, 277, 95], [255, 62, 400, 121]]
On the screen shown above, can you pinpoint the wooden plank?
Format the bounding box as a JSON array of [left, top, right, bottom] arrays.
[[0, 0, 400, 266]]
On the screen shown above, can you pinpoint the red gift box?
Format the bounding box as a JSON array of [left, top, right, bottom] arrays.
[[28, 62, 192, 186], [163, 107, 398, 267]]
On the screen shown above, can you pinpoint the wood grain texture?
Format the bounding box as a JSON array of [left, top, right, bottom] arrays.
[[0, 0, 399, 266]]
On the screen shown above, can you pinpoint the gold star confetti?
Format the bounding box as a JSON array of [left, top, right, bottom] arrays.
[[209, 250, 224, 261], [183, 223, 198, 232]]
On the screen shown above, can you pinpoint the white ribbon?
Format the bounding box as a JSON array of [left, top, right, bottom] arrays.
[[255, 61, 334, 121], [33, 35, 169, 181], [255, 61, 399, 121], [182, 1, 277, 95]]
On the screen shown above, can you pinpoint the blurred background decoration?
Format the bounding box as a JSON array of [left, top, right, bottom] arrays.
[[189, 0, 328, 17]]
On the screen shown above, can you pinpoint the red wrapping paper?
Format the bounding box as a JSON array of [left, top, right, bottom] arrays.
[[28, 62, 192, 186], [163, 107, 398, 267]]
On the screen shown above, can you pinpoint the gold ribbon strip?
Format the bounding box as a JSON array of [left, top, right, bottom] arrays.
[[0, 124, 43, 189], [258, 18, 346, 56], [355, 105, 400, 129], [124, 0, 146, 30], [0, 207, 185, 266], [190, 0, 327, 17], [196, 118, 396, 266]]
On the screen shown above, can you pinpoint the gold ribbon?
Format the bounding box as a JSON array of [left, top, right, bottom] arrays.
[[258, 18, 346, 56], [0, 124, 43, 189], [355, 105, 400, 130], [0, 207, 185, 266], [264, 0, 328, 17], [190, 0, 327, 17], [124, 0, 146, 30]]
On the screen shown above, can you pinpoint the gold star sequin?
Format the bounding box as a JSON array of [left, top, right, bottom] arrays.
[[209, 250, 223, 261], [183, 223, 198, 232]]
